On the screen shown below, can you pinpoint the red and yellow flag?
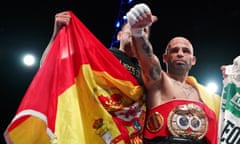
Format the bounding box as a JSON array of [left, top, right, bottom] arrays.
[[4, 11, 145, 144]]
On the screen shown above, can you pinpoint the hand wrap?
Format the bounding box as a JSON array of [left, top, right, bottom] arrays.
[[126, 3, 151, 37]]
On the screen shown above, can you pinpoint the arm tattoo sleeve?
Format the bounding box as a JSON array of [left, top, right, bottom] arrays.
[[149, 63, 161, 80], [142, 39, 152, 56]]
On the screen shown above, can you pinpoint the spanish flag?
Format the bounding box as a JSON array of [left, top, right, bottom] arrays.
[[4, 11, 145, 144]]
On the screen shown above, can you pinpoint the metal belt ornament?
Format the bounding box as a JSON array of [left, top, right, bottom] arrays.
[[167, 103, 208, 140], [146, 112, 164, 133]]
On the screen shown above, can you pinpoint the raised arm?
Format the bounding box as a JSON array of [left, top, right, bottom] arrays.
[[126, 4, 161, 84], [40, 11, 71, 65]]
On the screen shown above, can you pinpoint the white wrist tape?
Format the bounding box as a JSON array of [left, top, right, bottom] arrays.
[[126, 3, 151, 37], [131, 28, 144, 37]]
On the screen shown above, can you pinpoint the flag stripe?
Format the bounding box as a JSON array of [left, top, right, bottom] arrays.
[[4, 11, 144, 144]]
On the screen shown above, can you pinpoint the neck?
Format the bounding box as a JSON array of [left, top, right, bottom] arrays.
[[167, 73, 188, 83]]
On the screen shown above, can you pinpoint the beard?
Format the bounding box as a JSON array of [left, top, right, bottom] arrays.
[[167, 59, 192, 75]]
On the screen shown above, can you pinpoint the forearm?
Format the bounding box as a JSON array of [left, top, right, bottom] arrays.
[[40, 11, 71, 66], [132, 36, 162, 82], [39, 23, 59, 66], [40, 37, 54, 66], [132, 36, 153, 63]]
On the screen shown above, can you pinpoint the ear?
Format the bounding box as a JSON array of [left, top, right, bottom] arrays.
[[117, 31, 122, 41], [191, 56, 197, 66], [163, 53, 167, 63]]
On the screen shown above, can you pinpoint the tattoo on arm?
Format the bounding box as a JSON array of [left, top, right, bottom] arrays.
[[136, 37, 161, 80], [142, 39, 152, 56], [150, 63, 161, 80]]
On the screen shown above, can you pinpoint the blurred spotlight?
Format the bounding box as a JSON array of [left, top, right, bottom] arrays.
[[206, 82, 218, 94], [22, 54, 36, 67]]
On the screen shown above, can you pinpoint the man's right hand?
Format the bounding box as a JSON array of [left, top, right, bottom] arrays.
[[126, 3, 157, 37]]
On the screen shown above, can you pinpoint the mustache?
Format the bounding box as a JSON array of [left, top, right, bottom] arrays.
[[173, 59, 187, 64]]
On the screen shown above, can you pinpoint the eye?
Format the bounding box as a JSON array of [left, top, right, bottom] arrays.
[[168, 48, 179, 53], [182, 48, 191, 54]]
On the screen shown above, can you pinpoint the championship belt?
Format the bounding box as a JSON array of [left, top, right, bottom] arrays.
[[167, 103, 208, 140]]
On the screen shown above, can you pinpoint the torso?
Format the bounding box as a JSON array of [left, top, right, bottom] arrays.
[[144, 72, 218, 144], [170, 77, 200, 100], [146, 72, 201, 109]]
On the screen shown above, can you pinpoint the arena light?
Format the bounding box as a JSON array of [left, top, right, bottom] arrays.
[[206, 82, 218, 94], [110, 0, 135, 48], [22, 54, 36, 67]]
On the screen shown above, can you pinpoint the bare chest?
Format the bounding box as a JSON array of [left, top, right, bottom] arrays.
[[171, 79, 200, 101]]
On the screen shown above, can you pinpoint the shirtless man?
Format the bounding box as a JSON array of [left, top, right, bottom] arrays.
[[126, 3, 220, 144]]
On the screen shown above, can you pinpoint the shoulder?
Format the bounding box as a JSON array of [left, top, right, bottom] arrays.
[[109, 47, 119, 52]]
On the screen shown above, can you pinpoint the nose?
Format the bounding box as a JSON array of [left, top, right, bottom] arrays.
[[177, 49, 184, 56]]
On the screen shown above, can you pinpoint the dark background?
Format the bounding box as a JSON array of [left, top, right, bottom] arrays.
[[1, 0, 239, 143]]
